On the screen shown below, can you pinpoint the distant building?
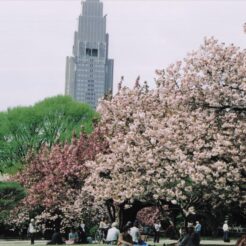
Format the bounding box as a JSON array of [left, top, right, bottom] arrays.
[[65, 0, 114, 108]]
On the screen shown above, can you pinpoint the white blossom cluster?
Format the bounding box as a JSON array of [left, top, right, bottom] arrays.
[[83, 37, 246, 215]]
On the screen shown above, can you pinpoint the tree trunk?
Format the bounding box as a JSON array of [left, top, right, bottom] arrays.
[[120, 201, 151, 230], [106, 200, 116, 223], [106, 200, 154, 230]]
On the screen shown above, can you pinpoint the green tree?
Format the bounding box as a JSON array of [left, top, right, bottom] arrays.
[[0, 96, 98, 173], [0, 182, 26, 221]]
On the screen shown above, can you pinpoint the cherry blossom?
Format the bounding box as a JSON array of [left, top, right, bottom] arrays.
[[84, 37, 246, 226], [10, 128, 109, 229]]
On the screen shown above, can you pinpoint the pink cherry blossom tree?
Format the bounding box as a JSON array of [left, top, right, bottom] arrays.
[[10, 127, 109, 230], [84, 37, 246, 228]]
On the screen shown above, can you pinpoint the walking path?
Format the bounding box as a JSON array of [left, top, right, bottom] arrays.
[[161, 239, 236, 245], [0, 240, 47, 245], [200, 240, 236, 245]]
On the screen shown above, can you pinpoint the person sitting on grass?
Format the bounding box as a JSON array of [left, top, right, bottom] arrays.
[[130, 222, 141, 244], [47, 228, 65, 245], [236, 234, 246, 246], [178, 226, 195, 246], [130, 222, 148, 246], [118, 225, 133, 246], [106, 222, 120, 244], [66, 228, 79, 245]]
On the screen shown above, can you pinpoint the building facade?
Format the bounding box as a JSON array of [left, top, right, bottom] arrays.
[[65, 0, 114, 108]]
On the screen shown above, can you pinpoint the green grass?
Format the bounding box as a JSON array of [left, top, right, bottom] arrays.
[[0, 240, 237, 246]]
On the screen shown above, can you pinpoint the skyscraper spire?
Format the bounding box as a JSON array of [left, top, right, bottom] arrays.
[[65, 0, 114, 108]]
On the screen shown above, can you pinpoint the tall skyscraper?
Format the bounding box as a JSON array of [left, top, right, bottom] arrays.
[[65, 0, 114, 108]]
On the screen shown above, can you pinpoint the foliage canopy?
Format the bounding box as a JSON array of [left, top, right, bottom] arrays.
[[0, 96, 97, 173], [0, 181, 26, 221]]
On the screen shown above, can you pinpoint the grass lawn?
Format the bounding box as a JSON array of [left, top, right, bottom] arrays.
[[0, 240, 237, 246]]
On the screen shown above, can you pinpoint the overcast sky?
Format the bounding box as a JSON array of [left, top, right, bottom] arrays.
[[0, 0, 245, 111]]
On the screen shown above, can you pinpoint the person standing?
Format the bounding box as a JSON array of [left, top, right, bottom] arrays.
[[79, 221, 87, 243], [223, 221, 230, 242], [166, 221, 177, 240], [99, 218, 108, 241], [194, 221, 202, 246], [28, 219, 37, 245], [153, 220, 161, 243], [80, 221, 85, 233], [178, 226, 186, 244]]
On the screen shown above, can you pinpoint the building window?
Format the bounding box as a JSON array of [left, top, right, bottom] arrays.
[[86, 48, 98, 57], [86, 48, 92, 56], [92, 49, 98, 57]]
